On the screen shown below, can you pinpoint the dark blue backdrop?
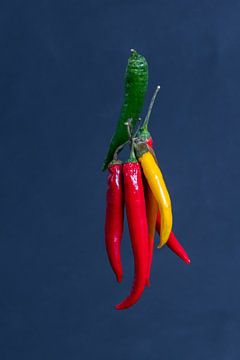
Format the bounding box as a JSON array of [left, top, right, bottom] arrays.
[[0, 0, 240, 359]]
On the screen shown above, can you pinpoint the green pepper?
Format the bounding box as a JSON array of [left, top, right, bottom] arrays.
[[102, 49, 148, 171]]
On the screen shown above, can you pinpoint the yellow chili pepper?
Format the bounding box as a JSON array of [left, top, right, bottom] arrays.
[[135, 143, 173, 248]]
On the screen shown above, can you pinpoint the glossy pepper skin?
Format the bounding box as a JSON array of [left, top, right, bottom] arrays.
[[102, 49, 148, 171], [156, 212, 190, 264], [105, 162, 124, 283], [145, 136, 190, 264], [143, 178, 158, 286], [115, 162, 148, 310], [135, 143, 173, 248]]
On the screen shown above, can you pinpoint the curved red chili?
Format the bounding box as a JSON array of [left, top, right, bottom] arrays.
[[115, 161, 148, 310], [145, 136, 190, 265], [156, 212, 190, 264], [104, 162, 124, 283]]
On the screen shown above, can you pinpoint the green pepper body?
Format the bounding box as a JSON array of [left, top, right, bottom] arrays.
[[102, 50, 148, 171]]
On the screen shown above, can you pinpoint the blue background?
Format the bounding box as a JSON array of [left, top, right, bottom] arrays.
[[0, 0, 240, 359]]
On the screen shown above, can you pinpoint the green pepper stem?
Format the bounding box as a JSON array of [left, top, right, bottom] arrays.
[[125, 119, 137, 162], [125, 119, 133, 140], [142, 85, 160, 130], [113, 140, 129, 161], [128, 141, 137, 162], [132, 117, 144, 138]]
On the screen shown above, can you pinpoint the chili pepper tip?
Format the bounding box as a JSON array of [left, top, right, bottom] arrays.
[[158, 242, 191, 264], [115, 304, 124, 310], [116, 274, 123, 283]]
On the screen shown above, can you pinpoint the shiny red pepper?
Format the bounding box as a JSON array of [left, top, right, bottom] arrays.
[[156, 213, 190, 264], [145, 136, 191, 265], [115, 161, 148, 310], [104, 162, 124, 283]]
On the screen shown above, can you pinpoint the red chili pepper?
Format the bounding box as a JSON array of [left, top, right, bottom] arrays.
[[155, 212, 190, 264], [104, 162, 124, 283], [115, 161, 148, 310], [145, 136, 191, 265]]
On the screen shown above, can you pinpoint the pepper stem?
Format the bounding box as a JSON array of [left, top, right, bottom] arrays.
[[125, 119, 137, 162], [132, 117, 144, 138], [113, 140, 129, 161], [142, 85, 160, 130], [128, 141, 137, 162], [125, 118, 133, 140]]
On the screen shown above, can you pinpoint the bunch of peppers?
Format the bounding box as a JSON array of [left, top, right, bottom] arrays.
[[103, 50, 190, 310]]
